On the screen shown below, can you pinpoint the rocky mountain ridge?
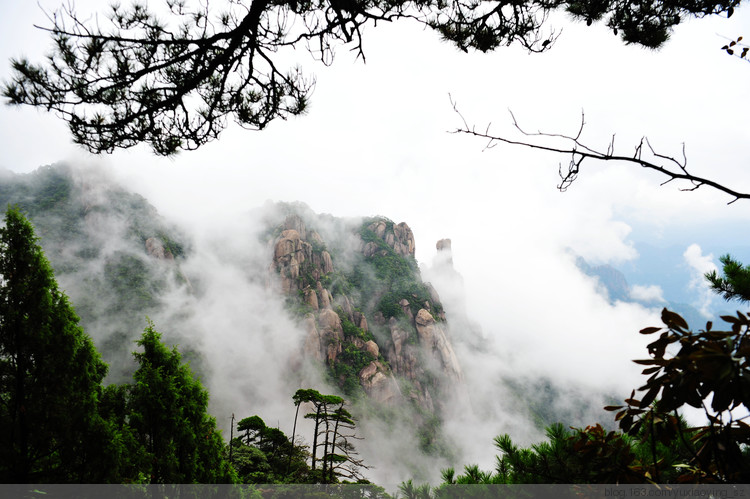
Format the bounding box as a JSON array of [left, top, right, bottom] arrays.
[[2, 163, 656, 480], [269, 213, 464, 417], [0, 164, 469, 457]]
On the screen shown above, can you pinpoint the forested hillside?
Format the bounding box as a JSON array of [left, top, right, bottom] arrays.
[[0, 164, 188, 380], [6, 163, 745, 488], [0, 164, 477, 482]]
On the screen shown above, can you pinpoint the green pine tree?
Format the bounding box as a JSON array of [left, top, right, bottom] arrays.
[[705, 254, 750, 303], [126, 321, 235, 483], [0, 206, 114, 482]]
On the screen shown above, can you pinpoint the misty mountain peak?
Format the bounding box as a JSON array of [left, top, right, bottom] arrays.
[[267, 210, 466, 428]]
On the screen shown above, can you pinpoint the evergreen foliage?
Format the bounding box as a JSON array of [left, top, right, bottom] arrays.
[[14, 168, 750, 487], [292, 389, 367, 483], [414, 307, 750, 490], [705, 254, 750, 303], [605, 308, 750, 482], [230, 414, 309, 483], [3, 0, 738, 154], [405, 257, 750, 491], [340, 218, 442, 321], [0, 165, 191, 385], [0, 207, 113, 482], [125, 321, 234, 484]]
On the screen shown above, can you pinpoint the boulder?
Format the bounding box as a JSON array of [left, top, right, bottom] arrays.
[[354, 311, 368, 331], [272, 229, 314, 293], [320, 251, 334, 274], [415, 309, 463, 382], [316, 281, 331, 309], [302, 314, 322, 362], [363, 241, 379, 258], [359, 361, 402, 405], [283, 214, 306, 240], [393, 222, 415, 257], [304, 287, 319, 311], [364, 340, 379, 359], [318, 308, 343, 363], [145, 237, 174, 261]]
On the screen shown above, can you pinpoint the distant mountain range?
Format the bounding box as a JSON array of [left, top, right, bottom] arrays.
[[576, 252, 708, 328]]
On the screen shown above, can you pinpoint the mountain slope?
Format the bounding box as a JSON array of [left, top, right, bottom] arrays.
[[2, 163, 656, 483], [0, 165, 472, 472], [0, 164, 188, 380]]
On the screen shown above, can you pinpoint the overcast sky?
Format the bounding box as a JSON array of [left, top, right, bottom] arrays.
[[2, 0, 750, 465]]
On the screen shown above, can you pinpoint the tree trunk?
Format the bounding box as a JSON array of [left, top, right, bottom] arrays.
[[322, 403, 330, 483], [229, 413, 234, 466], [287, 403, 300, 475], [311, 404, 321, 472], [329, 403, 343, 484]]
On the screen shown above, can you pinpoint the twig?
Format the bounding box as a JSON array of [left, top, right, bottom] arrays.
[[450, 100, 750, 204]]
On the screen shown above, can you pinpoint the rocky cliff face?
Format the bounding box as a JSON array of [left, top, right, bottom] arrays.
[[3, 165, 469, 456], [269, 212, 464, 418]]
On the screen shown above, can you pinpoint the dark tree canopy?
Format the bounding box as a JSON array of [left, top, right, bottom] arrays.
[[0, 207, 113, 483], [3, 0, 739, 155], [605, 308, 750, 482]]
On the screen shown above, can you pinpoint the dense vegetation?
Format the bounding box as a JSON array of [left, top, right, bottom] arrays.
[[3, 197, 750, 489], [0, 206, 112, 482], [398, 306, 750, 494], [0, 164, 188, 382], [0, 207, 371, 486], [351, 217, 443, 321]]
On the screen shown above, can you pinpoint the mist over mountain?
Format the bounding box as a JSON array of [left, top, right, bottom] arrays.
[[0, 164, 190, 380], [576, 254, 716, 330], [1, 162, 669, 484]]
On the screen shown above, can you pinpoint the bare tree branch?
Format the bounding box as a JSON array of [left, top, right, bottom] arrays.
[[450, 97, 750, 204]]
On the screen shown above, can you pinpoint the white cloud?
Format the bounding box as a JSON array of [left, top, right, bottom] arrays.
[[684, 244, 717, 275], [630, 284, 666, 303], [683, 243, 719, 317]]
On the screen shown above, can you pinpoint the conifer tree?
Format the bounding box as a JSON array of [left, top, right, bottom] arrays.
[[0, 206, 113, 482], [126, 321, 234, 484], [3, 0, 737, 155], [705, 254, 750, 303], [293, 388, 366, 483]]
